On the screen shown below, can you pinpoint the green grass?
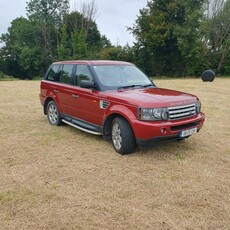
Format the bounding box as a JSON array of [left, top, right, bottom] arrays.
[[0, 76, 18, 81]]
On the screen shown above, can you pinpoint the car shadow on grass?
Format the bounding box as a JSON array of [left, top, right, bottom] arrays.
[[58, 122, 197, 160], [131, 139, 197, 161]]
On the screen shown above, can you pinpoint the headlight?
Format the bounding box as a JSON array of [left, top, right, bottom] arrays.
[[138, 107, 168, 121], [196, 101, 201, 114]]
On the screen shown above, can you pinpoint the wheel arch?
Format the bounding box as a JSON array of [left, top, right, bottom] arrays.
[[103, 112, 135, 140], [44, 97, 55, 115]]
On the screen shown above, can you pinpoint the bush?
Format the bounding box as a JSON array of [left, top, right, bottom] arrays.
[[0, 72, 18, 81]]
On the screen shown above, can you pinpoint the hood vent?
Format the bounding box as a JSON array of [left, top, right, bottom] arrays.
[[100, 100, 110, 109]]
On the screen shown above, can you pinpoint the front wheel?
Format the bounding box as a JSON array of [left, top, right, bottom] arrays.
[[47, 101, 62, 126], [111, 117, 136, 155]]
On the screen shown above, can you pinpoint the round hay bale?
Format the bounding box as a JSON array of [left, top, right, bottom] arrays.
[[201, 70, 215, 82]]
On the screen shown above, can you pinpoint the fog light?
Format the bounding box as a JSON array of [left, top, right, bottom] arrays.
[[161, 128, 167, 134]]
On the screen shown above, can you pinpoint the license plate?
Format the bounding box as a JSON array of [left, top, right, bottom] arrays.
[[180, 127, 197, 138]]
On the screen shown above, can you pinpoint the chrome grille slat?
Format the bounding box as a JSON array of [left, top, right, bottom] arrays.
[[169, 107, 196, 114], [169, 111, 196, 118], [169, 103, 196, 110], [168, 103, 196, 120]]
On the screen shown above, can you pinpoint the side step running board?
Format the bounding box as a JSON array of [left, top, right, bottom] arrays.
[[62, 119, 102, 136]]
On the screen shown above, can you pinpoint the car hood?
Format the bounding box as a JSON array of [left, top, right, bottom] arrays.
[[103, 87, 198, 107]]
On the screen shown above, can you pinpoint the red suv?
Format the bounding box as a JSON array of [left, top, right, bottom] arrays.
[[39, 60, 205, 154]]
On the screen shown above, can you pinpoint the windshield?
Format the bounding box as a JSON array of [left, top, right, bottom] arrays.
[[92, 65, 153, 91]]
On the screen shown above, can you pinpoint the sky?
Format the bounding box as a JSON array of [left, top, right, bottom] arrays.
[[0, 0, 148, 46]]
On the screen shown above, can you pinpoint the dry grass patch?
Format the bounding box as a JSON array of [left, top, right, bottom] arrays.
[[0, 79, 229, 229]]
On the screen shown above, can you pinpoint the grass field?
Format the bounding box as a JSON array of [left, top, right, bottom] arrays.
[[0, 79, 229, 230]]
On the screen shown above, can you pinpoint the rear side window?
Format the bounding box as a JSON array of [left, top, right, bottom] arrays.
[[47, 64, 60, 81], [60, 64, 74, 84], [75, 65, 93, 86]]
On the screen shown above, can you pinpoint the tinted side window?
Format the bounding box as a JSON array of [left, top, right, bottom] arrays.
[[60, 64, 74, 84], [47, 64, 60, 82], [75, 65, 93, 86]]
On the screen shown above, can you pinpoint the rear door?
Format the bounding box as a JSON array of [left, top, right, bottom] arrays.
[[46, 64, 75, 116], [40, 64, 61, 106]]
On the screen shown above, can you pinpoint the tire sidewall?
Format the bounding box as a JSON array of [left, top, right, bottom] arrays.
[[111, 117, 136, 155], [47, 101, 62, 126]]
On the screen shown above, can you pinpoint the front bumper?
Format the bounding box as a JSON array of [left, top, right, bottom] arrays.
[[136, 130, 201, 147], [133, 113, 205, 147]]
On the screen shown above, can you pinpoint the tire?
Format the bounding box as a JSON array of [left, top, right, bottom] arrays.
[[111, 117, 136, 155], [47, 101, 62, 126]]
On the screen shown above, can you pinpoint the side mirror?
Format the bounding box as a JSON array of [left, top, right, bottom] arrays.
[[201, 70, 215, 82], [80, 80, 96, 89]]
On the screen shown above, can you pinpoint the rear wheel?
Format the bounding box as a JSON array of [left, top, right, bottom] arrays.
[[47, 101, 62, 126], [111, 117, 136, 154]]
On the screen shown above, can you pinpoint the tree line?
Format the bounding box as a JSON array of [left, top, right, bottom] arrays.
[[0, 0, 229, 79]]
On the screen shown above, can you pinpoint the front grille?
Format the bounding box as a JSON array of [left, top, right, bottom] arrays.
[[168, 103, 196, 120]]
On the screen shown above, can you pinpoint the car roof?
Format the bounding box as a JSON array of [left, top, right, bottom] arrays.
[[52, 60, 134, 66]]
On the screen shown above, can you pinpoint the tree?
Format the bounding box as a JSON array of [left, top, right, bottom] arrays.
[[0, 0, 110, 78], [0, 17, 43, 78], [63, 0, 100, 59], [57, 24, 70, 60], [60, 7, 106, 60], [26, 0, 70, 61], [100, 45, 134, 62], [71, 28, 87, 59], [129, 0, 207, 76], [203, 0, 230, 74]]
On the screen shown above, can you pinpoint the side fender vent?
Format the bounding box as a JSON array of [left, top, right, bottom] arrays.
[[100, 100, 110, 109]]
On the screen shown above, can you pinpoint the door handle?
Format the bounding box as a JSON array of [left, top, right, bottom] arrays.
[[72, 94, 79, 98], [53, 89, 59, 93]]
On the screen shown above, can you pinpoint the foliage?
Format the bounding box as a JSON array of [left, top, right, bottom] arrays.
[[0, 17, 44, 79], [0, 0, 111, 79], [57, 24, 70, 60], [100, 44, 135, 63], [0, 0, 229, 79], [129, 0, 208, 76], [202, 0, 230, 74], [26, 0, 70, 62]]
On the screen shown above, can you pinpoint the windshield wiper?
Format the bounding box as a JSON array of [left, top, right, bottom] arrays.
[[142, 84, 155, 88], [117, 84, 142, 90]]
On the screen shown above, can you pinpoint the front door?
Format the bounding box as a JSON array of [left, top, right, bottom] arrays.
[[71, 64, 104, 127]]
